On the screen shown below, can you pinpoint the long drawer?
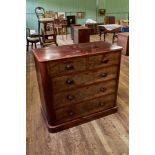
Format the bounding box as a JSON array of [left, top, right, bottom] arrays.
[[46, 57, 86, 77], [88, 52, 120, 69], [51, 66, 118, 93], [55, 94, 115, 124], [53, 80, 116, 109]]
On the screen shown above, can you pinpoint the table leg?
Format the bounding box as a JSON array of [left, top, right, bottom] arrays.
[[104, 32, 106, 41], [112, 32, 115, 43], [99, 31, 101, 40]]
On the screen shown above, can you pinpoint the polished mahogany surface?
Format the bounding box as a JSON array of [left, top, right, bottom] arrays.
[[33, 41, 122, 62], [33, 41, 122, 132]]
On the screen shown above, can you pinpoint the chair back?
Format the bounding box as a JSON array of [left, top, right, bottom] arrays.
[[35, 7, 45, 19]]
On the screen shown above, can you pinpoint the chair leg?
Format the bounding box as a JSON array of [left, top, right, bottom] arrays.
[[27, 41, 29, 51], [99, 31, 101, 40], [35, 43, 37, 48], [65, 27, 67, 40]]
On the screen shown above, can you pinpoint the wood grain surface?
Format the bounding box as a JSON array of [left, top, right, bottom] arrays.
[[27, 34, 129, 155]]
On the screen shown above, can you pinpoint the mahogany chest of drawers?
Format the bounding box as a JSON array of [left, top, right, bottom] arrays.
[[33, 41, 122, 132], [73, 26, 90, 44]]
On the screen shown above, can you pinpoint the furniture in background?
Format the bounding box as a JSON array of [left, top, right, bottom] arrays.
[[35, 7, 58, 47], [33, 41, 122, 132], [119, 19, 129, 33], [119, 19, 129, 27], [41, 20, 58, 47], [104, 16, 116, 24], [73, 26, 90, 44], [85, 23, 104, 35], [26, 28, 39, 51], [98, 24, 122, 43], [117, 32, 129, 56], [54, 18, 68, 40], [85, 23, 97, 35], [70, 24, 81, 39]]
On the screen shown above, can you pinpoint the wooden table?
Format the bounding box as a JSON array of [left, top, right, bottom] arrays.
[[98, 24, 122, 43], [117, 32, 129, 56], [73, 26, 90, 44]]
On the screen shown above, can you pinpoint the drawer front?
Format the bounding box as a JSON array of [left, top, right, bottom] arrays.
[[53, 80, 116, 109], [55, 94, 115, 124], [52, 71, 91, 93], [46, 57, 86, 77], [51, 66, 118, 93], [88, 52, 120, 69], [91, 65, 118, 84]]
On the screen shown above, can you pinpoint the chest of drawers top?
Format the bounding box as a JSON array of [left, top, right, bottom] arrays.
[[33, 41, 122, 62]]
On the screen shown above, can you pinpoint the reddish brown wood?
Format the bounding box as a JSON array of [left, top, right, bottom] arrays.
[[33, 41, 121, 62], [41, 106, 118, 133], [117, 32, 129, 56], [33, 41, 122, 132], [73, 26, 90, 44]]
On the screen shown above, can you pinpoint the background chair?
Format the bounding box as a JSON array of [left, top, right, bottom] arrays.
[[26, 28, 39, 51], [35, 7, 45, 19], [35, 7, 58, 47]]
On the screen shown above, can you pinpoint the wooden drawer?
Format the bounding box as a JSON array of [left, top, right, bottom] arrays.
[[53, 80, 116, 109], [46, 57, 86, 77], [88, 52, 120, 69], [51, 66, 118, 93], [55, 94, 115, 124]]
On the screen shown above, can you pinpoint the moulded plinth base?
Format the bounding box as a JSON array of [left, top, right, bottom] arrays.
[[41, 106, 118, 133]]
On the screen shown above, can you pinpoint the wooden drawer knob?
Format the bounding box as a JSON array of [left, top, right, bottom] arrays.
[[100, 73, 108, 78], [67, 95, 75, 100], [100, 87, 107, 92], [68, 111, 75, 116], [65, 64, 74, 70], [66, 79, 74, 85], [100, 59, 109, 64], [98, 102, 106, 107]]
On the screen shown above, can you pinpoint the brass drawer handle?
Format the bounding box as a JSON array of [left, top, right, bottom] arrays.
[[65, 64, 74, 70], [100, 59, 109, 64], [66, 79, 74, 85], [68, 110, 75, 116], [100, 73, 108, 78], [67, 95, 75, 100], [98, 102, 106, 107], [100, 87, 107, 92]]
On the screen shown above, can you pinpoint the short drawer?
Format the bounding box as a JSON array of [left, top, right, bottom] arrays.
[[90, 65, 118, 84], [55, 94, 115, 124], [51, 66, 118, 93], [46, 57, 86, 77], [53, 80, 116, 109], [88, 52, 120, 69]]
